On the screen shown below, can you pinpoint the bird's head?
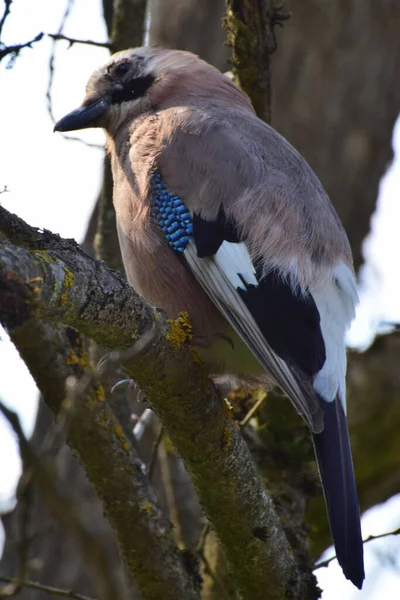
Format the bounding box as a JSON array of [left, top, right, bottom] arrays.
[[54, 46, 252, 135]]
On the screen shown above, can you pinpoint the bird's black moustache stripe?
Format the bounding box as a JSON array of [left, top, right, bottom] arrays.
[[111, 74, 155, 104]]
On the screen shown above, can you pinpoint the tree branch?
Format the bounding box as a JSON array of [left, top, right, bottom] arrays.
[[0, 206, 199, 599], [0, 0, 12, 38], [0, 33, 44, 63], [314, 527, 400, 570], [47, 33, 111, 49], [0, 575, 96, 600], [0, 205, 311, 598]]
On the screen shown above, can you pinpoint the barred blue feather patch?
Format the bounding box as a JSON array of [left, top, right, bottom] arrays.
[[151, 172, 193, 252]]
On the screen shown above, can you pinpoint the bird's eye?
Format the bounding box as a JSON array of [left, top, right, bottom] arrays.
[[113, 62, 130, 77]]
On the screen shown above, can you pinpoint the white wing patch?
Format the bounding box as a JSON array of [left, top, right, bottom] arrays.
[[183, 239, 322, 432], [214, 241, 257, 289], [312, 263, 358, 411]]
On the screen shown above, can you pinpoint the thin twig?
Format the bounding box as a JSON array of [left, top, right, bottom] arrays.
[[10, 473, 34, 596], [239, 394, 266, 428], [45, 1, 107, 149], [0, 576, 96, 600], [314, 527, 400, 570], [196, 523, 232, 599], [46, 0, 75, 124], [147, 424, 164, 478], [0, 0, 12, 38], [0, 33, 44, 63], [47, 33, 111, 49]]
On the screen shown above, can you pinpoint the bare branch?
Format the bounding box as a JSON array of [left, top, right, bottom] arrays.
[[0, 33, 44, 65], [47, 33, 111, 50], [46, 0, 75, 124], [0, 576, 96, 600], [44, 0, 107, 149], [0, 0, 13, 38], [315, 527, 400, 570]]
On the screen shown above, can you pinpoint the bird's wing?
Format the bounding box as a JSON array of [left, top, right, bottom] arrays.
[[182, 238, 324, 432], [150, 108, 349, 432]]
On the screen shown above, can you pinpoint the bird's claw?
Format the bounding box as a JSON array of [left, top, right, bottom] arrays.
[[111, 378, 137, 394]]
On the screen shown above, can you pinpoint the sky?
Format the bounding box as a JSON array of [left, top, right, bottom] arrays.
[[1, 0, 400, 597]]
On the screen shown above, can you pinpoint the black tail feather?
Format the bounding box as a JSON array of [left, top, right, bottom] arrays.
[[312, 396, 365, 589]]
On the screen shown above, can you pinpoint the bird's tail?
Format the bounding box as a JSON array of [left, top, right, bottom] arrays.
[[312, 395, 365, 589]]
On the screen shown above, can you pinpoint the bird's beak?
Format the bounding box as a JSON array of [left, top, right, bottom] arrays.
[[53, 96, 110, 132]]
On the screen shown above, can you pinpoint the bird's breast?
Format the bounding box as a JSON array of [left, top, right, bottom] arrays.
[[113, 185, 262, 383]]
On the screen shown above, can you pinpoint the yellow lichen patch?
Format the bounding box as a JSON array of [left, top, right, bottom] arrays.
[[59, 268, 74, 306], [66, 347, 79, 365], [63, 267, 74, 288], [114, 423, 126, 442], [115, 428, 131, 452], [222, 424, 232, 451], [166, 311, 193, 349], [140, 501, 155, 516], [60, 290, 69, 305], [31, 250, 54, 264], [66, 346, 91, 369], [95, 385, 105, 403]]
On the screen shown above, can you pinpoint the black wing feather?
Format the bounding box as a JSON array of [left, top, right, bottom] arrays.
[[237, 269, 326, 376]]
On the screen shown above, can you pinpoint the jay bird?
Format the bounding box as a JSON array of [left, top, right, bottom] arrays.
[[55, 47, 365, 589]]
